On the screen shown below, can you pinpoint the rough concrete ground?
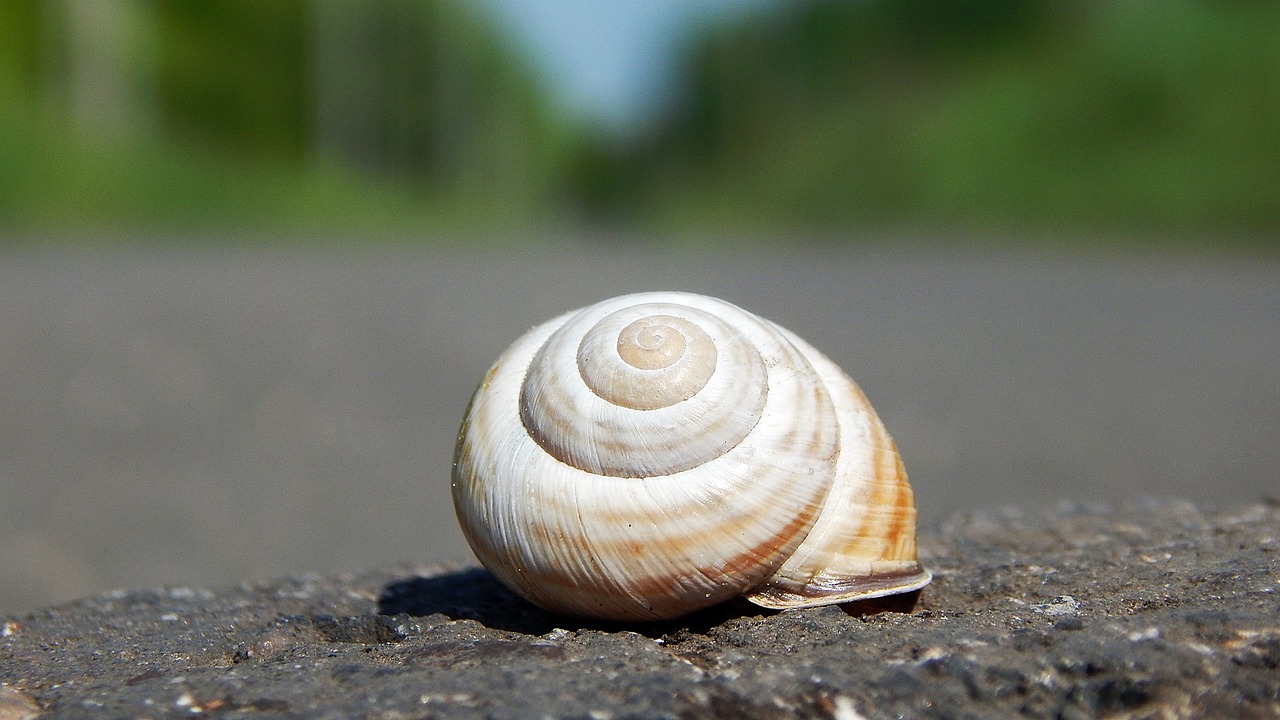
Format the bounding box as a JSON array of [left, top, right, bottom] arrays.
[[2, 500, 1276, 719]]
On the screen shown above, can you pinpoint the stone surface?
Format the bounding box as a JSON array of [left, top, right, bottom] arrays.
[[2, 500, 1278, 719]]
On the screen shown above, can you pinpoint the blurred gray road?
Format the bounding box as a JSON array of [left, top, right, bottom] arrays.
[[1, 242, 1277, 614]]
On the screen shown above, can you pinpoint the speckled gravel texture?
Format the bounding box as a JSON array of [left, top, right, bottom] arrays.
[[2, 500, 1277, 719]]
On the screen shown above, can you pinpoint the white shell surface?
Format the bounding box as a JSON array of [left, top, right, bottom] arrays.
[[451, 291, 929, 621], [745, 327, 932, 608]]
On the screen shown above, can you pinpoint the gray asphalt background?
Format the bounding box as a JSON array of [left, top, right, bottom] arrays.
[[1, 242, 1276, 614]]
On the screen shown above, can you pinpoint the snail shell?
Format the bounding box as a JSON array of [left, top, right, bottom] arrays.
[[451, 292, 930, 621]]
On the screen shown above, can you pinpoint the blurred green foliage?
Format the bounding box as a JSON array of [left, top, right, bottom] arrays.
[[584, 0, 1280, 238], [0, 2, 41, 97], [0, 0, 568, 237], [152, 0, 309, 162], [0, 0, 1276, 242]]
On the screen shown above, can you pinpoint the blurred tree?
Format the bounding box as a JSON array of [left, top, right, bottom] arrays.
[[310, 0, 565, 206], [0, 1, 44, 101], [148, 0, 565, 208], [0, 0, 573, 232], [578, 0, 1280, 236], [152, 0, 309, 161], [55, 0, 156, 135], [5, 0, 1274, 238]]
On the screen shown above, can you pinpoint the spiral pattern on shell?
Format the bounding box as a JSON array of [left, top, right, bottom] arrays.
[[452, 292, 930, 621]]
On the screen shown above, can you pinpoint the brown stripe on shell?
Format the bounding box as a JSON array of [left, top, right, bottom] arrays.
[[455, 416, 838, 619], [877, 446, 918, 560], [512, 356, 837, 526], [506, 459, 830, 592], [512, 481, 827, 619], [742, 343, 929, 610], [622, 501, 820, 612], [466, 375, 839, 618], [830, 382, 919, 568], [845, 425, 903, 560], [841, 460, 912, 568]]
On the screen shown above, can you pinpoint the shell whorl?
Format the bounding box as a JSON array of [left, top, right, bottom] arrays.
[[452, 291, 930, 621], [520, 300, 769, 477]]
